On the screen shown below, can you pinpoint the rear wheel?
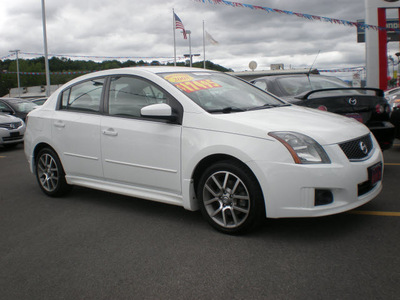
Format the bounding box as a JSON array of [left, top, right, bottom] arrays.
[[197, 160, 265, 234], [35, 148, 71, 196]]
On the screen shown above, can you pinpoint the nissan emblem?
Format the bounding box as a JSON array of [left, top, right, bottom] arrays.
[[359, 141, 368, 155]]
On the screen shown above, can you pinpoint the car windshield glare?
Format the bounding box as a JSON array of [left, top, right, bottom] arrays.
[[13, 101, 38, 113], [277, 75, 351, 97], [159, 72, 285, 113]]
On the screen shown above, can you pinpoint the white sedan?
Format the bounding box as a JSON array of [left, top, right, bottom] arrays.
[[24, 67, 383, 234], [0, 113, 25, 148]]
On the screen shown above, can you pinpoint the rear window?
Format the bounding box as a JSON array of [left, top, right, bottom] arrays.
[[277, 75, 351, 97]]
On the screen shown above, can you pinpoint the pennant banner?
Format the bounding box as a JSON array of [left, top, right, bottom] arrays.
[[195, 0, 400, 33], [319, 67, 365, 73], [2, 70, 95, 76], [2, 52, 183, 62]]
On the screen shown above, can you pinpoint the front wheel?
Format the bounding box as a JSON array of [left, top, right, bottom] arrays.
[[35, 148, 71, 197], [197, 160, 265, 234]]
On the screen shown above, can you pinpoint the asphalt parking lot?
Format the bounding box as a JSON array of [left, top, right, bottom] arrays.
[[0, 143, 399, 300]]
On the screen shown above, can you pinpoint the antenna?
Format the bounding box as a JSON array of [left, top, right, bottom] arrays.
[[309, 50, 320, 74]]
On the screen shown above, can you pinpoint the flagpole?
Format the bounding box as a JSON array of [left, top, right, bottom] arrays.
[[203, 20, 206, 69], [173, 8, 176, 66]]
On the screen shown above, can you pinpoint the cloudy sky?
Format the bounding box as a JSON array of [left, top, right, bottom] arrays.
[[1, 0, 399, 79]]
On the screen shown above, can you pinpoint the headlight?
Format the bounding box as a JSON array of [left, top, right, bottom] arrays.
[[269, 132, 331, 164]]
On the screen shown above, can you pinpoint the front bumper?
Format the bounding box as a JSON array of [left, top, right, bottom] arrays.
[[248, 138, 383, 219], [0, 129, 25, 145]]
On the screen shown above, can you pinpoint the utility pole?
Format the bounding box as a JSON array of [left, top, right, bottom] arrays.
[[41, 0, 51, 97], [9, 50, 21, 98]]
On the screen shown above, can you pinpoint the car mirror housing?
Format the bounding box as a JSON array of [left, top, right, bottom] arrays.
[[141, 103, 177, 122]]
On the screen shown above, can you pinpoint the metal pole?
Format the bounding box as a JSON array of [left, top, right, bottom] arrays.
[[9, 50, 21, 98], [186, 30, 192, 67], [173, 8, 176, 66], [203, 21, 206, 69], [41, 0, 51, 97]]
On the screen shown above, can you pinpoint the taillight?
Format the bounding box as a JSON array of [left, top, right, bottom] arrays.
[[317, 105, 328, 111], [375, 104, 384, 114]]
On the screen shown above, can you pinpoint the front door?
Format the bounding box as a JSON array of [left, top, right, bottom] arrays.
[[100, 76, 182, 195]]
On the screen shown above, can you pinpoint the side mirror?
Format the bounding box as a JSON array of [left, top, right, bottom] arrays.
[[141, 103, 177, 122]]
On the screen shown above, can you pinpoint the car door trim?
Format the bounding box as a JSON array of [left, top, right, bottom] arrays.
[[104, 158, 178, 174], [64, 152, 99, 161]]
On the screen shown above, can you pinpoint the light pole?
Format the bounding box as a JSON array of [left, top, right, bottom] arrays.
[[41, 0, 51, 97], [9, 50, 21, 98], [396, 52, 400, 87], [186, 30, 192, 67]]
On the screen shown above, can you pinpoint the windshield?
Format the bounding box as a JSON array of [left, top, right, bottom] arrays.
[[9, 100, 38, 113], [277, 75, 351, 97], [159, 72, 286, 113]]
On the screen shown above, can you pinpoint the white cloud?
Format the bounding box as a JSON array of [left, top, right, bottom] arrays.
[[0, 0, 394, 75]]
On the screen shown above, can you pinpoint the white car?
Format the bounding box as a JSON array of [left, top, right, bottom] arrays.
[[0, 113, 25, 148], [24, 67, 383, 234]]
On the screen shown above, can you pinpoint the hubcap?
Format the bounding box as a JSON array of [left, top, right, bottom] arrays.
[[203, 171, 250, 229], [37, 153, 59, 192]]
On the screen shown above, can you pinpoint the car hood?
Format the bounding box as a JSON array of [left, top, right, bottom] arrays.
[[0, 113, 23, 123], [201, 105, 370, 145]]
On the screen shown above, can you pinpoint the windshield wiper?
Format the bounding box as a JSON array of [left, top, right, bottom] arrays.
[[247, 103, 289, 111], [208, 107, 246, 114]]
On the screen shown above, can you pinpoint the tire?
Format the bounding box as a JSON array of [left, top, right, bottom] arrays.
[[197, 160, 265, 234], [35, 148, 71, 197]]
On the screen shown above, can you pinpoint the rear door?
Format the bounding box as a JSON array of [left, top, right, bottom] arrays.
[[51, 78, 105, 178]]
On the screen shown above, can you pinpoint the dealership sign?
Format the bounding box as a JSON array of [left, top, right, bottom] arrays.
[[357, 19, 400, 42]]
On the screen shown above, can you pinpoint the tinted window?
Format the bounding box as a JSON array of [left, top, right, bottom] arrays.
[[0, 101, 11, 112], [61, 78, 104, 112], [108, 76, 168, 118], [277, 75, 350, 97]]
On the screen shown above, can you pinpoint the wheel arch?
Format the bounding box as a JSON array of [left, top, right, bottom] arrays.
[[32, 143, 58, 173], [190, 154, 265, 211]]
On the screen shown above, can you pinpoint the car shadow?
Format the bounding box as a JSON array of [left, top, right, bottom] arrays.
[[60, 186, 371, 239]]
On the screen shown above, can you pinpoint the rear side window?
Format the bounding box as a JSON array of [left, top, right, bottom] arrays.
[[60, 78, 105, 112]]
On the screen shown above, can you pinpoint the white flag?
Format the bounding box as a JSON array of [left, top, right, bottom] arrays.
[[206, 31, 219, 45]]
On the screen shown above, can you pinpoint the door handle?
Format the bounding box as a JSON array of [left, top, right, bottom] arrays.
[[102, 128, 118, 136], [54, 120, 65, 128]]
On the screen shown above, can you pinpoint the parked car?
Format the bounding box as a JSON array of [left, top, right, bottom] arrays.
[[0, 113, 25, 148], [0, 98, 38, 121], [24, 67, 383, 234], [251, 74, 395, 150], [385, 87, 400, 138]]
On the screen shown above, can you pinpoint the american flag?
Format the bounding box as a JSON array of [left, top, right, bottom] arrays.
[[174, 13, 187, 39]]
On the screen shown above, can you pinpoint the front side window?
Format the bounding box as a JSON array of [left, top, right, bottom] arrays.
[[159, 72, 285, 113], [0, 101, 11, 112], [60, 78, 104, 112], [108, 76, 168, 118]]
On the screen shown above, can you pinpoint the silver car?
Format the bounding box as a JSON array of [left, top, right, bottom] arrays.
[[0, 113, 25, 148]]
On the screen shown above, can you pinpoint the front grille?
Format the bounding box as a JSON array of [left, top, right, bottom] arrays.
[[339, 134, 373, 160], [2, 135, 23, 142], [0, 122, 22, 130]]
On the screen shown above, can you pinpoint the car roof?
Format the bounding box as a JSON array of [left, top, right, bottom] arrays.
[[0, 97, 33, 103], [254, 73, 325, 81], [61, 66, 217, 87]]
